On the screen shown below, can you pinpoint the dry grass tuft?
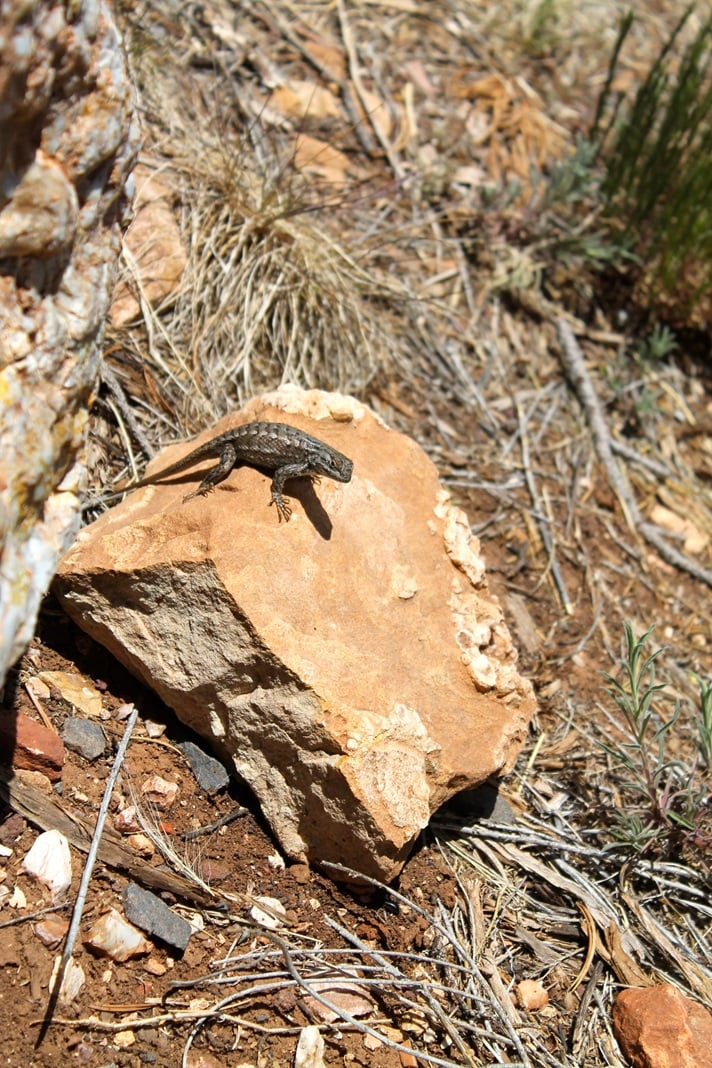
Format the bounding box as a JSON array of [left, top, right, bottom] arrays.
[[107, 7, 461, 435]]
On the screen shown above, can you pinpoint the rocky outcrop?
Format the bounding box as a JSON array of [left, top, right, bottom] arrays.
[[55, 388, 536, 881], [0, 1, 138, 686]]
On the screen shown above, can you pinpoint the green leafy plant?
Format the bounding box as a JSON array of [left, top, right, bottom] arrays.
[[522, 0, 560, 56], [601, 623, 711, 862], [591, 7, 712, 321], [637, 323, 680, 362], [500, 136, 633, 285], [536, 138, 633, 267]]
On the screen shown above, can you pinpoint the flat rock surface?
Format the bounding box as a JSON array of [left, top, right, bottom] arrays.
[[55, 389, 536, 880]]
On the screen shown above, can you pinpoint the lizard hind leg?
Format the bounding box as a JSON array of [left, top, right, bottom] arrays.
[[182, 442, 238, 503], [183, 484, 216, 503]]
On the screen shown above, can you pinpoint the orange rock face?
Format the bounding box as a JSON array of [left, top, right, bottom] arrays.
[[0, 711, 65, 781], [613, 984, 712, 1068], [55, 390, 536, 881]]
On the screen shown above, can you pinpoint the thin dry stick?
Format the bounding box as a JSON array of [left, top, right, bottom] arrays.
[[324, 914, 480, 1067], [556, 319, 639, 531], [179, 925, 480, 1068], [515, 397, 573, 614], [336, 0, 404, 178], [100, 361, 157, 461], [570, 960, 605, 1059], [556, 319, 712, 588], [264, 929, 493, 1068], [321, 862, 531, 1066], [637, 519, 712, 587], [50, 1007, 306, 1036], [23, 680, 56, 732], [36, 704, 139, 1047], [610, 439, 674, 480]]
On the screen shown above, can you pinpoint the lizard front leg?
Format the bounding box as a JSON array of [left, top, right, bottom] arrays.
[[269, 461, 314, 521], [183, 443, 238, 501]]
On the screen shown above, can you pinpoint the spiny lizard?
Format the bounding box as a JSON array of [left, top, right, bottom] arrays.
[[111, 421, 353, 522]]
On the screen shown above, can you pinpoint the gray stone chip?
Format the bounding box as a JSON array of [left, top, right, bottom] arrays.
[[62, 717, 106, 761], [178, 739, 230, 794], [122, 882, 193, 952]]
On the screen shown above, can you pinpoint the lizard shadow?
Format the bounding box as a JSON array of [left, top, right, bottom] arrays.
[[219, 471, 334, 537], [155, 472, 335, 539], [284, 476, 334, 539]]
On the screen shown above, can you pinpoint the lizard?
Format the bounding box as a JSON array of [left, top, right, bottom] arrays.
[[108, 421, 354, 522]]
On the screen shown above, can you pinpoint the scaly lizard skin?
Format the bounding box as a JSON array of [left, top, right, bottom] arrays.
[[114, 421, 354, 521]]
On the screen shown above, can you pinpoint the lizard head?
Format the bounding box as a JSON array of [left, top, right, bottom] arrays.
[[314, 446, 354, 484]]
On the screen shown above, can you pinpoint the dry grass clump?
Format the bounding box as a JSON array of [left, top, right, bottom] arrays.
[[111, 158, 403, 428], [107, 5, 456, 435], [174, 159, 404, 397]]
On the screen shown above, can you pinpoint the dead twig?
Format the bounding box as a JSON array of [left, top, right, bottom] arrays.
[[556, 319, 639, 530], [100, 361, 157, 462], [515, 396, 573, 614], [335, 0, 403, 177], [321, 861, 531, 1066], [36, 705, 139, 1046], [638, 519, 712, 587]]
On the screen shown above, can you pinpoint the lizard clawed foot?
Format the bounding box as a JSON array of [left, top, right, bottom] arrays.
[[271, 495, 293, 522], [183, 484, 215, 502]]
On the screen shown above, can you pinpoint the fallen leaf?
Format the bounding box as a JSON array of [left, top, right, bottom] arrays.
[[517, 978, 549, 1010], [292, 134, 350, 184], [302, 38, 345, 81], [272, 81, 341, 121], [352, 84, 394, 142]]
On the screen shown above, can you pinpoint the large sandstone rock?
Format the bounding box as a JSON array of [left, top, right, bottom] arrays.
[[55, 388, 536, 881], [0, 1, 138, 686], [613, 984, 712, 1068]]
